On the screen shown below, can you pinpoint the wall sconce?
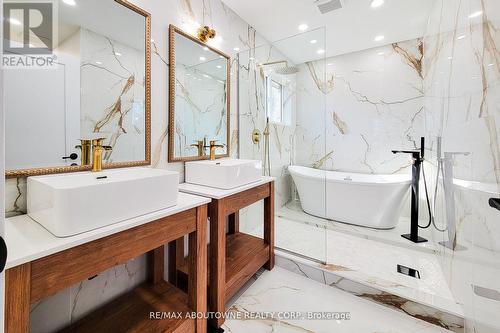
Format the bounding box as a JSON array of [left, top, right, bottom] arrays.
[[197, 26, 216, 43]]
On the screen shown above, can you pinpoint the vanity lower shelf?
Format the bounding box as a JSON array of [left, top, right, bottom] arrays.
[[60, 280, 194, 333], [176, 233, 270, 300]]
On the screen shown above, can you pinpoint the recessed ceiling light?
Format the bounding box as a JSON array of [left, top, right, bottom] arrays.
[[317, 49, 325, 54], [203, 46, 209, 51], [457, 35, 466, 40], [62, 0, 76, 6], [298, 24, 308, 31], [233, 47, 240, 51], [310, 39, 317, 44], [447, 56, 453, 60], [186, 73, 191, 76], [374, 35, 385, 42], [114, 52, 122, 56], [468, 11, 483, 19], [95, 61, 102, 65], [199, 56, 206, 61], [219, 56, 224, 59], [377, 51, 385, 56], [370, 0, 384, 8], [203, 74, 212, 79], [487, 63, 494, 67], [327, 63, 334, 66], [8, 18, 22, 26], [216, 65, 222, 69]]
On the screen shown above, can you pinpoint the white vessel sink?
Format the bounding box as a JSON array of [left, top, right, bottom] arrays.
[[185, 158, 262, 189], [27, 168, 179, 237]]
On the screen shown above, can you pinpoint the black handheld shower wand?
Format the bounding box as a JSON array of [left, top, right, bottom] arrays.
[[392, 137, 429, 243]]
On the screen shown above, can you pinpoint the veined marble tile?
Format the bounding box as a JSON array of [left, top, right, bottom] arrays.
[[223, 267, 456, 333], [295, 38, 424, 174], [275, 254, 464, 333], [423, 0, 500, 331], [5, 177, 26, 218], [244, 217, 464, 317]]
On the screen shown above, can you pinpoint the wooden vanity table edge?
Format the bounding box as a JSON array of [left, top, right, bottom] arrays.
[[5, 196, 210, 333], [171, 178, 275, 328]]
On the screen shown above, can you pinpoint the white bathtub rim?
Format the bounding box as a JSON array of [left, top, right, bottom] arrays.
[[288, 165, 412, 186]]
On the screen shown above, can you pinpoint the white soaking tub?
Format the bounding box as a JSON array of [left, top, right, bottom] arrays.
[[288, 166, 411, 229]]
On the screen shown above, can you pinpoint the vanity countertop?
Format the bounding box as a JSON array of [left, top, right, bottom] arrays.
[[179, 176, 275, 199], [5, 192, 211, 270]]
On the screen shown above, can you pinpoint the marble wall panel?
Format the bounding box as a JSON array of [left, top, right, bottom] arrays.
[[423, 0, 500, 331]]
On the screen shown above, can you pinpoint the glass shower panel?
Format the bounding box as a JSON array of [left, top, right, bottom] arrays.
[[424, 0, 500, 331], [237, 28, 328, 263]]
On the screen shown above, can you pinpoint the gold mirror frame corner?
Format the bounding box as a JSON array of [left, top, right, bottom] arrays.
[[167, 24, 231, 163], [5, 0, 152, 179]]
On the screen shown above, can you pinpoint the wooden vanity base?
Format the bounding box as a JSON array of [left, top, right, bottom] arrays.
[[171, 181, 275, 328], [5, 205, 208, 333]]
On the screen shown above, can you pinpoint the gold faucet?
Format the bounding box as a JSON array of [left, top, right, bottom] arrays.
[[91, 138, 113, 172], [208, 140, 224, 161], [75, 139, 93, 166], [191, 140, 206, 157]]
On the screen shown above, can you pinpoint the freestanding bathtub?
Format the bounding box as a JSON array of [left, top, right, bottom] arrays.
[[288, 166, 411, 229]]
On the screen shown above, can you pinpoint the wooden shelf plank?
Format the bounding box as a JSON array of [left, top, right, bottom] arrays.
[[225, 233, 269, 300], [177, 233, 269, 300], [59, 280, 194, 333]]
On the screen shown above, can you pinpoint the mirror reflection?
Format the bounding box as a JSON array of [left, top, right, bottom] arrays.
[[5, 0, 149, 174], [169, 26, 230, 161]]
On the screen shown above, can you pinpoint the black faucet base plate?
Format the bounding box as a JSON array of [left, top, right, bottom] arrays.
[[401, 234, 428, 243]]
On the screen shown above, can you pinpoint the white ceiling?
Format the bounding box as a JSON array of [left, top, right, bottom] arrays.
[[223, 0, 436, 63]]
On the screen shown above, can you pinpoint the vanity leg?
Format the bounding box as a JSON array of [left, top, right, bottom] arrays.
[[228, 211, 239, 235], [188, 205, 208, 332], [209, 200, 226, 328], [168, 237, 185, 286], [264, 182, 275, 270], [5, 263, 31, 333], [148, 245, 165, 284]]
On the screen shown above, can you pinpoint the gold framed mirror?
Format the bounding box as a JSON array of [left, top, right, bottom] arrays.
[[5, 0, 151, 178], [168, 25, 230, 162]]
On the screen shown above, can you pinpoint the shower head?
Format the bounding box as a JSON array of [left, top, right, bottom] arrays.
[[274, 66, 300, 75], [258, 60, 300, 75]]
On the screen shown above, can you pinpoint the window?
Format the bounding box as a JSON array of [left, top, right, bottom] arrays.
[[266, 77, 283, 123]]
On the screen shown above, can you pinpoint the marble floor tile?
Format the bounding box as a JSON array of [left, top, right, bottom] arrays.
[[223, 267, 453, 333], [244, 216, 462, 316]]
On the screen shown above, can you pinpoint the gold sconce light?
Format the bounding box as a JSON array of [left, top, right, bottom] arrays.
[[197, 26, 216, 43]]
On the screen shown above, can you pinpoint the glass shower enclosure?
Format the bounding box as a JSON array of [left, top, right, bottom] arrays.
[[237, 28, 328, 263]]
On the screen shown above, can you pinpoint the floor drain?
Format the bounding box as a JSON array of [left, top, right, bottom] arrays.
[[397, 264, 421, 279]]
